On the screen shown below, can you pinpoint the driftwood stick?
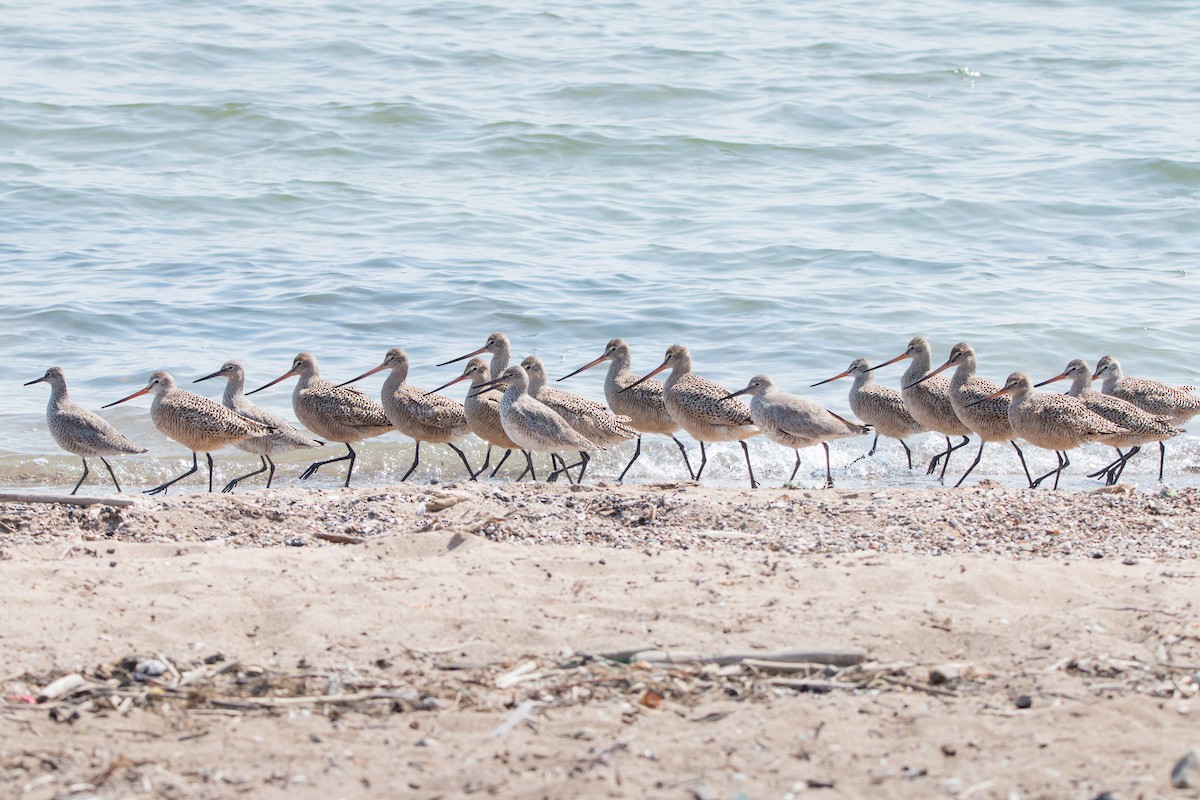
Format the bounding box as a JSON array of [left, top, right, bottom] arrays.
[[0, 493, 136, 508], [630, 648, 867, 667], [312, 531, 366, 545], [208, 690, 410, 709]]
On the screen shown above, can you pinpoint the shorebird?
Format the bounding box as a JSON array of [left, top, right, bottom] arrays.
[[1092, 355, 1200, 481], [193, 360, 324, 492], [25, 367, 147, 494], [338, 348, 474, 482], [621, 344, 760, 488], [521, 355, 636, 482], [246, 353, 393, 487], [907, 342, 1031, 487], [104, 371, 271, 495], [473, 365, 596, 483], [973, 372, 1128, 489], [871, 337, 972, 481], [427, 357, 522, 479], [1036, 359, 1182, 484], [727, 375, 870, 488], [811, 357, 926, 469], [558, 338, 694, 481]]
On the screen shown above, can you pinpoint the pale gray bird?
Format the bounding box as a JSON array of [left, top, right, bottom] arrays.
[[473, 365, 596, 484], [25, 366, 147, 495], [726, 374, 870, 488]]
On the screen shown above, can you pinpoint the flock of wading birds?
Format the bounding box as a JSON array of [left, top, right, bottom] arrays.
[[22, 333, 1200, 497]]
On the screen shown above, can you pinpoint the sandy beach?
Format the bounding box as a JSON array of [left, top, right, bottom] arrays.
[[2, 481, 1198, 799]]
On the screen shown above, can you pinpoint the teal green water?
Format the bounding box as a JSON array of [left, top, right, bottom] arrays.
[[3, 1, 1200, 489]]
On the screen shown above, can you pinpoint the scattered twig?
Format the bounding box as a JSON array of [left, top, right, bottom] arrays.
[[768, 678, 865, 692], [1100, 605, 1182, 616], [876, 675, 959, 698], [628, 648, 866, 667], [489, 700, 537, 739], [209, 690, 414, 710], [405, 638, 479, 657], [495, 661, 540, 689]]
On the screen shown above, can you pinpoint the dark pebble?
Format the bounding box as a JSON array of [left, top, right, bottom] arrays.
[[1090, 552, 1104, 559], [1015, 695, 1033, 709]]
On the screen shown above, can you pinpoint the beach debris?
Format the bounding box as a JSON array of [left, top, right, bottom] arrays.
[[312, 531, 365, 545], [134, 659, 167, 680], [37, 673, 87, 703], [424, 491, 470, 512], [495, 660, 540, 689], [1172, 749, 1199, 789], [3, 483, 1200, 566], [618, 647, 866, 667], [0, 492, 136, 508], [490, 700, 538, 739]]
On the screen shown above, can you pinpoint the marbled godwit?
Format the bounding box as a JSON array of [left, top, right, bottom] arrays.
[[811, 357, 926, 469], [246, 353, 393, 487], [426, 357, 521, 479], [871, 337, 971, 481], [104, 371, 271, 495], [907, 342, 1031, 487], [338, 348, 474, 482], [25, 367, 147, 494], [193, 360, 324, 492], [1091, 355, 1200, 481], [726, 375, 870, 488], [557, 338, 694, 481], [473, 365, 596, 483], [521, 355, 636, 482], [620, 344, 761, 488], [1036, 359, 1181, 484], [973, 372, 1128, 489]]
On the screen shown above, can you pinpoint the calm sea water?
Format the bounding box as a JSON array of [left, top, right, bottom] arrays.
[[3, 0, 1199, 491]]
